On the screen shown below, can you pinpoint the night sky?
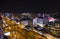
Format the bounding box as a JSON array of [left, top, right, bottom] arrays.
[[0, 0, 60, 14]]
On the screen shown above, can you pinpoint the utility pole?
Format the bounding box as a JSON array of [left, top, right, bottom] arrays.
[[0, 16, 4, 39]]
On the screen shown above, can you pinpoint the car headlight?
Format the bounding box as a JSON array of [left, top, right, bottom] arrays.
[[4, 32, 10, 36], [16, 22, 20, 24]]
